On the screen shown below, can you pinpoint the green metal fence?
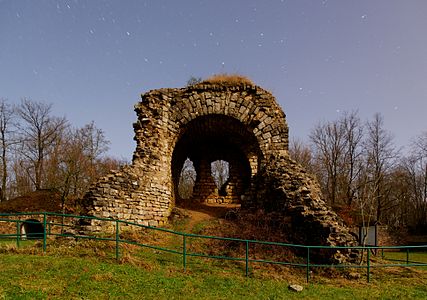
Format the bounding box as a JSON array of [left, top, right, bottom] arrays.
[[1, 212, 426, 283]]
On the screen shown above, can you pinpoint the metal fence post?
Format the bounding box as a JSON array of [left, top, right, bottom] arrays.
[[406, 248, 409, 265], [367, 247, 371, 283], [43, 213, 47, 253], [115, 220, 120, 261], [245, 240, 249, 277], [183, 234, 187, 271], [306, 247, 310, 283], [16, 221, 20, 248]]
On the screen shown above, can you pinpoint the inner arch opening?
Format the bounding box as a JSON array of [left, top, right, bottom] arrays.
[[171, 114, 262, 206], [211, 160, 229, 196], [178, 158, 196, 199]]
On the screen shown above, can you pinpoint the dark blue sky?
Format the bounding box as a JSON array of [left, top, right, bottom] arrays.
[[1, 0, 426, 159]]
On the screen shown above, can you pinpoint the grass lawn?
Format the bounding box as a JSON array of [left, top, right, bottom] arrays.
[[0, 240, 427, 299], [382, 250, 427, 265], [1, 212, 427, 299]]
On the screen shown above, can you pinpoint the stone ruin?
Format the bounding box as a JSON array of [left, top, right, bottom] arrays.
[[80, 80, 358, 263]]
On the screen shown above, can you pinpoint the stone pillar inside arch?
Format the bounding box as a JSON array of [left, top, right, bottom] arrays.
[[192, 157, 217, 203], [221, 159, 244, 204], [248, 155, 259, 177], [191, 152, 251, 205]]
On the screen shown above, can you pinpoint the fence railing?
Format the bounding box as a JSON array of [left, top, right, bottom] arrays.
[[1, 212, 426, 283]]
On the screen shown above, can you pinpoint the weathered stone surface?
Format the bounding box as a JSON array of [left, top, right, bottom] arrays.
[[288, 284, 304, 292], [79, 81, 358, 263], [251, 155, 359, 263]]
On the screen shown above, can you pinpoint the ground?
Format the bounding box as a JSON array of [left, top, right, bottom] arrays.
[[0, 190, 74, 213], [174, 201, 240, 232]]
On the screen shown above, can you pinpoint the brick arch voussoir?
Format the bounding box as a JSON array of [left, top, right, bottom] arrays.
[[169, 92, 285, 158]]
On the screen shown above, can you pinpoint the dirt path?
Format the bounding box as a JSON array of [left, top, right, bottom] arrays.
[[185, 210, 214, 231], [176, 202, 240, 232]]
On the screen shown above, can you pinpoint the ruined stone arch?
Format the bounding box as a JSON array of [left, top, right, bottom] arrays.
[[171, 114, 258, 204], [81, 81, 358, 263], [126, 83, 292, 210]]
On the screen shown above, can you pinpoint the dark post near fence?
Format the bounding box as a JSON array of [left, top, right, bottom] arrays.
[[182, 234, 187, 271], [115, 220, 120, 261], [306, 248, 310, 283], [406, 248, 409, 265], [43, 213, 47, 253], [367, 247, 371, 283], [245, 240, 249, 277], [16, 221, 20, 248]]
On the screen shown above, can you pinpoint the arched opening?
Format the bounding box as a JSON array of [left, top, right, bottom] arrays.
[[211, 160, 229, 196], [171, 115, 261, 206], [178, 158, 197, 199], [20, 219, 44, 240]]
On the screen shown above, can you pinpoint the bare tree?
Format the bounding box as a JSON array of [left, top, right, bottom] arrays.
[[16, 99, 68, 190], [364, 113, 398, 222], [78, 121, 110, 166], [341, 111, 364, 206], [402, 131, 427, 231], [289, 137, 314, 173], [49, 122, 114, 198], [310, 119, 346, 206], [387, 162, 414, 229], [178, 158, 196, 199], [10, 156, 33, 197], [211, 160, 229, 194], [357, 167, 377, 248], [0, 99, 17, 201], [0, 99, 119, 202], [308, 111, 424, 233], [414, 132, 427, 216]]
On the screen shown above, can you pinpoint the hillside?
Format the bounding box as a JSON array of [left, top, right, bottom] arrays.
[[0, 190, 74, 214]]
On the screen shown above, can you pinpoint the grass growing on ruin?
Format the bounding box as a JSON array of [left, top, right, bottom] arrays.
[[201, 73, 254, 86]]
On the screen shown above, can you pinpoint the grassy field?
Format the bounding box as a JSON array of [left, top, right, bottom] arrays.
[[0, 239, 427, 299], [1, 211, 427, 299]]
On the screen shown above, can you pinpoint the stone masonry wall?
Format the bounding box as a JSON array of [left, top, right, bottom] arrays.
[[81, 83, 289, 229], [252, 155, 359, 263], [80, 81, 358, 263], [80, 166, 170, 231]]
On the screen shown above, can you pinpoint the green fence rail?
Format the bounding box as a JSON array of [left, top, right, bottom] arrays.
[[1, 212, 426, 283]]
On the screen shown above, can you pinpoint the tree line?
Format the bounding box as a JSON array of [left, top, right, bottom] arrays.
[[2, 97, 425, 233], [290, 111, 427, 233], [0, 98, 123, 208]]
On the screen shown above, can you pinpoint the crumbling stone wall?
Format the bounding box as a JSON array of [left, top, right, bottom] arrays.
[[80, 82, 358, 262], [81, 83, 288, 230], [252, 155, 359, 263]]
